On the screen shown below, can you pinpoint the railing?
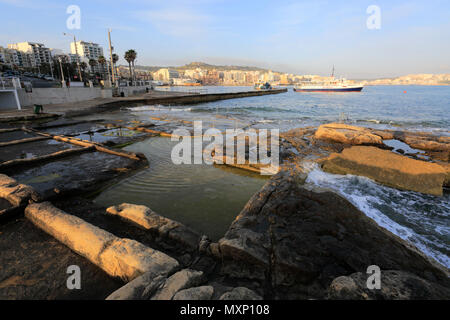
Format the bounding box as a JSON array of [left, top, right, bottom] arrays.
[[0, 77, 15, 90]]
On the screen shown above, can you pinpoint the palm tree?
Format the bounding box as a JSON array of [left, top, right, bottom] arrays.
[[112, 53, 119, 80], [124, 49, 137, 84], [98, 55, 106, 79], [112, 53, 119, 65], [88, 58, 97, 74]]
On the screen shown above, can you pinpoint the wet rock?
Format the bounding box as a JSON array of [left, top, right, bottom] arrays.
[[173, 285, 214, 300], [218, 170, 450, 299], [219, 287, 262, 300], [328, 270, 450, 300], [151, 269, 206, 300], [106, 203, 200, 251], [399, 134, 450, 152], [25, 202, 179, 282], [371, 130, 394, 140], [322, 146, 447, 195], [314, 123, 383, 145], [0, 173, 41, 207]]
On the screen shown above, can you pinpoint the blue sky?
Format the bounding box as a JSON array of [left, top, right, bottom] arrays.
[[1, 0, 449, 78]]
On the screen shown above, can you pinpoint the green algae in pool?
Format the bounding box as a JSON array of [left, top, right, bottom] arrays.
[[94, 137, 268, 240]]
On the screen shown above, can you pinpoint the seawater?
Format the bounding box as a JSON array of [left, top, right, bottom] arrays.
[[94, 85, 449, 266]]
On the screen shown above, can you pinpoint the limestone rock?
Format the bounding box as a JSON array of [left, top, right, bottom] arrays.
[[314, 123, 383, 145], [400, 135, 450, 152], [106, 272, 167, 300], [0, 173, 41, 207], [322, 146, 447, 195], [151, 269, 206, 300], [173, 286, 214, 300], [99, 238, 180, 282], [328, 270, 450, 300], [219, 287, 262, 300], [218, 170, 450, 299], [26, 202, 116, 264], [106, 203, 200, 250]]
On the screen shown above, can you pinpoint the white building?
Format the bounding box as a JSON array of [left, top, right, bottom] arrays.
[[8, 42, 51, 67], [0, 47, 29, 67], [70, 41, 105, 73], [153, 68, 180, 82]]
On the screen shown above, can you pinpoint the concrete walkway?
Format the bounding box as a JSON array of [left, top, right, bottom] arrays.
[[0, 90, 190, 122], [0, 88, 288, 122]]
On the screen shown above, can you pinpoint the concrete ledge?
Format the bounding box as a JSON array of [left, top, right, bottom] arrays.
[[25, 202, 180, 282], [106, 203, 200, 251], [99, 238, 180, 281], [143, 88, 288, 106]]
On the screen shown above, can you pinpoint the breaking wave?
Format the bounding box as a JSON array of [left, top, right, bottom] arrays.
[[303, 162, 450, 268]]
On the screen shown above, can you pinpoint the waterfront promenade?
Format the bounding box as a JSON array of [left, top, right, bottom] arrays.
[[0, 88, 288, 122]]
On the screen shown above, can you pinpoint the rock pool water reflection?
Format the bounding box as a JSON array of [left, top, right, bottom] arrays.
[[94, 137, 268, 240]]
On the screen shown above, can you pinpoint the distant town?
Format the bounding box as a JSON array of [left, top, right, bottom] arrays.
[[1, 40, 449, 86]]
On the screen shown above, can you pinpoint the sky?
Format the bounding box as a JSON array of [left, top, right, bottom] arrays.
[[1, 0, 449, 78]]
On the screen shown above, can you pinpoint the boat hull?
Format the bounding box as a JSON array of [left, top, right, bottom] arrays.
[[294, 86, 363, 92]]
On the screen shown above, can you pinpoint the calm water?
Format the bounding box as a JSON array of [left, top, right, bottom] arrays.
[[94, 85, 449, 266], [152, 85, 450, 133], [95, 137, 267, 240]]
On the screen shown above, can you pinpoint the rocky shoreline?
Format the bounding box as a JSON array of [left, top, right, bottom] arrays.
[[0, 114, 449, 299]]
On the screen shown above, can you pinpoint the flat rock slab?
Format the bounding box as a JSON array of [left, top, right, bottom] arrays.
[[322, 146, 447, 195], [0, 139, 81, 163], [25, 202, 179, 282], [314, 123, 383, 145], [0, 131, 36, 143], [218, 170, 450, 299], [8, 151, 138, 199]]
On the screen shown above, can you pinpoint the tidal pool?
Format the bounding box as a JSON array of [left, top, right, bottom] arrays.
[[94, 137, 268, 240]]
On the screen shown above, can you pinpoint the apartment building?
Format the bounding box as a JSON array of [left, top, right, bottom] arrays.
[[8, 42, 51, 67], [0, 46, 29, 67], [70, 41, 105, 73], [154, 68, 180, 82]]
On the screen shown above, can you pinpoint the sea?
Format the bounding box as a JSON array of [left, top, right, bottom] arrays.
[[93, 85, 449, 268]]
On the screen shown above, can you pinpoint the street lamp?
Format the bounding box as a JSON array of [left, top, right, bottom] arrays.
[[63, 32, 83, 82], [58, 57, 66, 87], [108, 29, 116, 86]]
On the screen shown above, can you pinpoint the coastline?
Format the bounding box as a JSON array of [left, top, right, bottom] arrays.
[[0, 93, 449, 299]]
